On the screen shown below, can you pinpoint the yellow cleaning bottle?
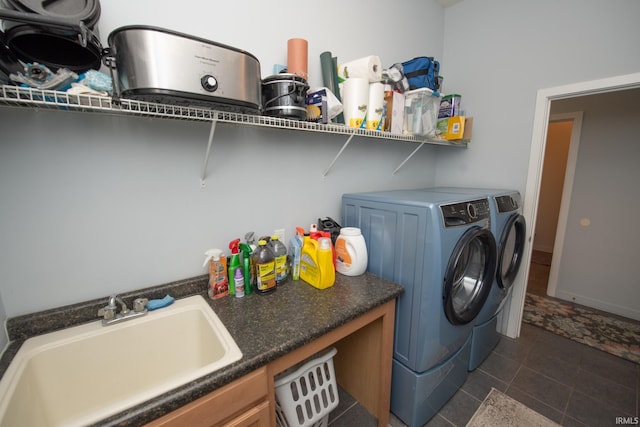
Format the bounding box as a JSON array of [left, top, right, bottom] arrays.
[[300, 236, 335, 289]]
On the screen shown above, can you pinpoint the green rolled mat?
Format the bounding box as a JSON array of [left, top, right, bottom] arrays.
[[319, 51, 344, 124]]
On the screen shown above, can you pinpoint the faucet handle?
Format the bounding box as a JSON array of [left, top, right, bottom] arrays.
[[133, 298, 149, 313], [98, 305, 116, 320]]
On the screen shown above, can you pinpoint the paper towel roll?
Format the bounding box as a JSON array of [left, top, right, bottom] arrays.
[[338, 55, 382, 82], [365, 82, 385, 131], [287, 38, 308, 80], [342, 77, 369, 129]]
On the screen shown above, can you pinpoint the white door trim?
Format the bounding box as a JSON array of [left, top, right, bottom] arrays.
[[500, 72, 640, 338]]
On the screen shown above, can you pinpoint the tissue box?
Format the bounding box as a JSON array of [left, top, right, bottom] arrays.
[[384, 91, 405, 134], [402, 88, 441, 137], [438, 94, 462, 118]]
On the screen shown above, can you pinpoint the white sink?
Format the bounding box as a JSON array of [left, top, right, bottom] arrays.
[[0, 295, 242, 427]]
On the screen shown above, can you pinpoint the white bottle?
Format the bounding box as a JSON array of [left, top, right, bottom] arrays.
[[335, 227, 368, 276]]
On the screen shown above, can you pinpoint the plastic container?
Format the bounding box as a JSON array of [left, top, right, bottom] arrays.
[[234, 267, 245, 298], [254, 239, 276, 294], [335, 227, 368, 276], [270, 234, 288, 285], [402, 87, 442, 137], [300, 236, 335, 290], [274, 347, 339, 427]]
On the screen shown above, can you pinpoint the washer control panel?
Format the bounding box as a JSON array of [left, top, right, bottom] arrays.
[[495, 192, 521, 213], [441, 198, 491, 227]]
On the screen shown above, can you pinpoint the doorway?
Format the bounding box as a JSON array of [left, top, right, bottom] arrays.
[[499, 72, 640, 339], [527, 113, 582, 298]]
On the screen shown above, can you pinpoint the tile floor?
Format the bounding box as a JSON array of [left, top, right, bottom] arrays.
[[327, 255, 640, 426]]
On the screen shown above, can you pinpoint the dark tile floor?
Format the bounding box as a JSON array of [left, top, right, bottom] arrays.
[[327, 256, 640, 427]]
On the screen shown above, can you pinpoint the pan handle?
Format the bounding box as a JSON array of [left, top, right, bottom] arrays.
[[0, 8, 92, 46]]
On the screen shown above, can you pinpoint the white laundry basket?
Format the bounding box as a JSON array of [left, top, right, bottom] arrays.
[[274, 347, 339, 427]]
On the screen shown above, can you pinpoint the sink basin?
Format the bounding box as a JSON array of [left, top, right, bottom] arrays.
[[0, 295, 242, 427]]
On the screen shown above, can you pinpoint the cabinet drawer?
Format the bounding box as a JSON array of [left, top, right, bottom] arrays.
[[146, 367, 268, 427], [223, 400, 270, 427]]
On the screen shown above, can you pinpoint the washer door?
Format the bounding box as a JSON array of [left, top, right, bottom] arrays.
[[497, 213, 527, 290], [443, 227, 497, 325]]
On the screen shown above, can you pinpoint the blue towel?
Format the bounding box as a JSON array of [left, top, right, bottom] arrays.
[[146, 295, 175, 311]]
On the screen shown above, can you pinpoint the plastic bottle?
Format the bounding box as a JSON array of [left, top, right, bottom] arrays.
[[227, 238, 241, 296], [234, 267, 245, 298], [335, 227, 368, 276], [244, 232, 258, 287], [254, 239, 276, 294], [203, 249, 229, 299], [290, 229, 303, 281], [270, 234, 288, 286], [300, 236, 335, 289], [239, 242, 253, 295]]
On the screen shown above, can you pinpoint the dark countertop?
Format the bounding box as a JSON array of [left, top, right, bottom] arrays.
[[0, 273, 403, 426]]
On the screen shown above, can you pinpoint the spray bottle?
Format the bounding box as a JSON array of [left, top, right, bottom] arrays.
[[290, 227, 304, 281], [239, 242, 253, 295], [227, 238, 241, 296], [203, 248, 229, 299], [269, 234, 288, 285], [244, 232, 258, 287]]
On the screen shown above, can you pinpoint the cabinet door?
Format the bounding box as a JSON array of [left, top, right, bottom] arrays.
[[145, 368, 268, 427], [223, 400, 270, 427]]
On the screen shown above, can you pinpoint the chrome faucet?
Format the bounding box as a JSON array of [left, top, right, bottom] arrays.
[[98, 294, 148, 326]]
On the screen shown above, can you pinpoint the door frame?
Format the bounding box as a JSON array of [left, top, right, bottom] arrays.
[[499, 72, 640, 338]]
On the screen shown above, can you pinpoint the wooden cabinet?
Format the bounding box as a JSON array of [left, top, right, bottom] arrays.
[[145, 298, 396, 427], [145, 367, 270, 427]]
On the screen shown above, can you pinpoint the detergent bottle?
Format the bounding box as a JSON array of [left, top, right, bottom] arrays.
[[227, 238, 241, 296], [300, 236, 335, 289], [335, 227, 368, 276]]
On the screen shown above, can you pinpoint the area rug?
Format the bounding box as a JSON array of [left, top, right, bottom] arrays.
[[522, 293, 640, 364], [466, 388, 560, 427]]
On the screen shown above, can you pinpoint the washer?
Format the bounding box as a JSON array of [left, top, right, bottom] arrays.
[[425, 188, 527, 370], [342, 189, 497, 427]]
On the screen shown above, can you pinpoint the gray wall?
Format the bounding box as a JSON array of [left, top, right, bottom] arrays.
[[0, 0, 446, 324], [550, 89, 640, 320], [435, 0, 640, 191], [2, 0, 640, 348]]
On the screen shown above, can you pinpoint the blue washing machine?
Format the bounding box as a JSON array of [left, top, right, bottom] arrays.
[[424, 188, 527, 370], [342, 189, 497, 427]]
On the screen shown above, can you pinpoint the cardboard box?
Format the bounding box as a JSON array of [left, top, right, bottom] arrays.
[[436, 116, 473, 142], [383, 91, 405, 134]]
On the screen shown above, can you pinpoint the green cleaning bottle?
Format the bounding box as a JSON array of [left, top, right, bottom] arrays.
[[228, 238, 241, 296], [239, 242, 253, 295]]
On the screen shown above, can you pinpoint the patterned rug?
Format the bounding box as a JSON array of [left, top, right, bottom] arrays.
[[522, 293, 640, 364], [466, 388, 560, 427]]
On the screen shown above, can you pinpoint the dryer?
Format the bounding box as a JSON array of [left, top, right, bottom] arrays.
[[342, 189, 497, 427], [425, 188, 527, 370]]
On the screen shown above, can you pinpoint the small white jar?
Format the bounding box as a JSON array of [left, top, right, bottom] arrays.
[[335, 227, 368, 276]]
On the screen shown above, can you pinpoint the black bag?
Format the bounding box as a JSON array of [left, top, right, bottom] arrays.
[[401, 56, 441, 91]]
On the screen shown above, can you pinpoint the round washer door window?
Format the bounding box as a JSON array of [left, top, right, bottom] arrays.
[[497, 213, 527, 290], [444, 227, 497, 325]]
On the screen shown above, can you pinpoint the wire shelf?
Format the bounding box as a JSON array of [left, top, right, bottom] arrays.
[[0, 85, 465, 147]]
